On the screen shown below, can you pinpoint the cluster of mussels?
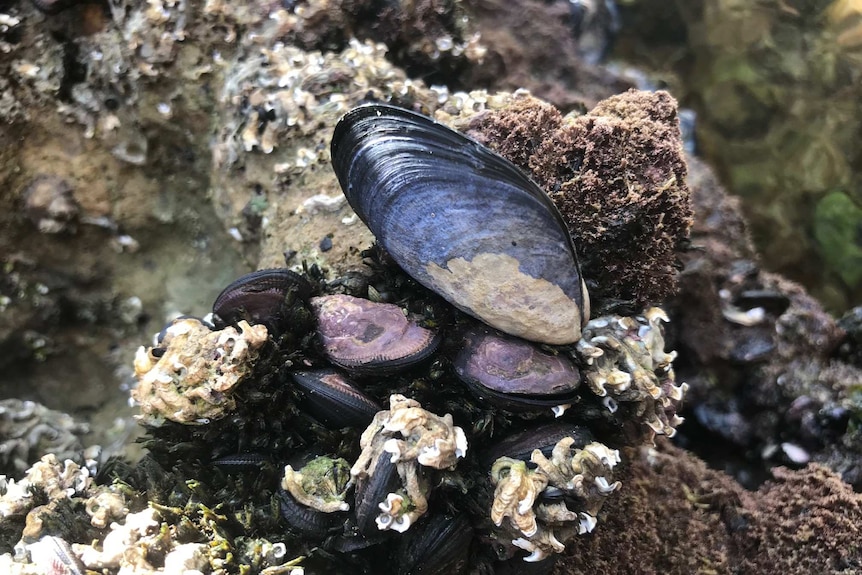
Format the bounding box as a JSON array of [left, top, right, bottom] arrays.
[[131, 105, 687, 574]]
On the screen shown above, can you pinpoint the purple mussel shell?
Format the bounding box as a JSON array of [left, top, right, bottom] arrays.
[[292, 369, 381, 428], [212, 268, 311, 330], [330, 104, 589, 345], [453, 329, 580, 411], [310, 294, 439, 373]]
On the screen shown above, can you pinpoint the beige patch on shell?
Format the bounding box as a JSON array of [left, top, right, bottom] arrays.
[[426, 253, 583, 344]]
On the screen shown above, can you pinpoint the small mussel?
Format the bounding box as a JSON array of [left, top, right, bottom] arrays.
[[292, 369, 381, 428], [310, 294, 439, 373], [331, 104, 589, 345], [480, 422, 595, 469], [279, 454, 352, 537], [353, 452, 402, 536], [453, 329, 581, 412], [212, 268, 312, 332]]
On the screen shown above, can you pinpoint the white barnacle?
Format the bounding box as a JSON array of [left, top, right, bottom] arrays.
[[594, 476, 621, 494], [512, 537, 548, 563], [375, 493, 418, 533], [551, 403, 571, 418], [490, 458, 548, 538], [578, 513, 598, 534], [584, 443, 621, 470]]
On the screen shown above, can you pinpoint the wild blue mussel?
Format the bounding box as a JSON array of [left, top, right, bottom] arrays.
[[130, 103, 688, 573], [330, 103, 590, 346]]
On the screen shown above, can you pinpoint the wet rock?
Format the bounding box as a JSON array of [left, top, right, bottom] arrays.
[[22, 176, 79, 234], [0, 400, 89, 476]]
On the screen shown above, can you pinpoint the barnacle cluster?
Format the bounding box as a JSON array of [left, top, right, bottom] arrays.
[[0, 455, 92, 521], [490, 440, 620, 562], [578, 307, 689, 438], [0, 453, 304, 574], [350, 395, 468, 532], [131, 318, 268, 425]]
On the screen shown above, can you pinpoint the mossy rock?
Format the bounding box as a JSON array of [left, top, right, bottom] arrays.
[[814, 191, 862, 288]]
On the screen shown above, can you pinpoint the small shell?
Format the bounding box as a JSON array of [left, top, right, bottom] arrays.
[[453, 329, 580, 411], [212, 268, 312, 332], [480, 422, 594, 469], [310, 294, 439, 373], [331, 104, 589, 345], [292, 369, 381, 428], [278, 488, 343, 537]]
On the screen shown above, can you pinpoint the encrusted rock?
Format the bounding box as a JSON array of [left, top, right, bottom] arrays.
[[131, 318, 268, 425]]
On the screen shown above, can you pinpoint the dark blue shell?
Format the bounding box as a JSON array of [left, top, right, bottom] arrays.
[[330, 104, 589, 344]]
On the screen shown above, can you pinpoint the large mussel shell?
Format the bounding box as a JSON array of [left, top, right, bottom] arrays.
[[311, 294, 440, 373], [331, 104, 589, 345], [453, 328, 581, 412], [212, 268, 312, 332], [292, 369, 381, 428]]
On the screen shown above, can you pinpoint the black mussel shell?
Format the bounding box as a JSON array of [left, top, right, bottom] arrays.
[[394, 513, 473, 575], [331, 104, 589, 345], [211, 452, 270, 471], [479, 422, 594, 469], [212, 268, 312, 332], [278, 487, 343, 537], [310, 294, 440, 374], [292, 369, 381, 428], [453, 329, 581, 412], [354, 452, 401, 536]]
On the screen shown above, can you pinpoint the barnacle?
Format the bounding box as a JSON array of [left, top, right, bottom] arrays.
[[350, 395, 468, 532], [577, 307, 689, 437], [376, 395, 468, 469], [84, 491, 128, 529], [131, 318, 268, 425], [489, 438, 620, 562], [489, 458, 548, 537], [531, 440, 621, 516], [0, 455, 91, 519], [281, 456, 351, 514]]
